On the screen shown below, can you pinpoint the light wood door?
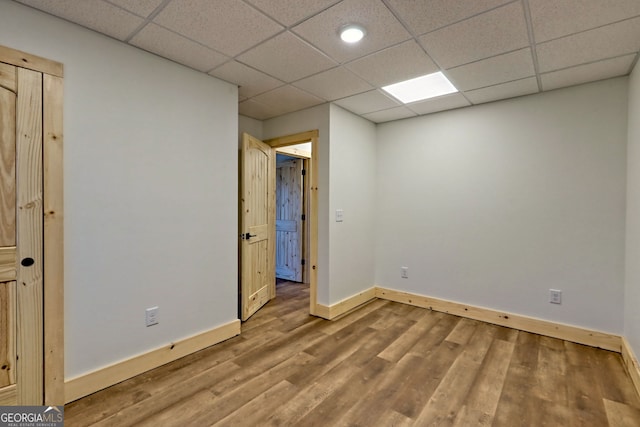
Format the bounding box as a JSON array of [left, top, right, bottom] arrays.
[[240, 133, 275, 321], [0, 64, 44, 404], [275, 158, 303, 282]]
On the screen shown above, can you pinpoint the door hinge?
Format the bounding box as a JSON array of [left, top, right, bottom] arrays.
[[301, 259, 305, 266], [301, 214, 306, 221], [302, 169, 306, 176]]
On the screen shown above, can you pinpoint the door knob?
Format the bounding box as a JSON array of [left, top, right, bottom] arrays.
[[243, 233, 257, 240], [21, 257, 35, 267]]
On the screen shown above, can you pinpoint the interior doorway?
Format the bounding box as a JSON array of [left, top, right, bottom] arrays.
[[239, 130, 319, 321], [267, 136, 315, 318], [275, 143, 311, 284]]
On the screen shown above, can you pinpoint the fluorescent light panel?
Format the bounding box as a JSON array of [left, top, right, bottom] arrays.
[[382, 72, 458, 104]]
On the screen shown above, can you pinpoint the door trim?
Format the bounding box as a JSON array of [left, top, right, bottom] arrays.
[[0, 44, 64, 405], [43, 72, 64, 406], [264, 130, 319, 316], [0, 45, 63, 78]]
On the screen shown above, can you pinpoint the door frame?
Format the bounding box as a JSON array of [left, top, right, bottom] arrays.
[[264, 130, 319, 316], [0, 44, 64, 405]]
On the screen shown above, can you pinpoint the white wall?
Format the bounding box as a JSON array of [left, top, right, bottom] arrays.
[[264, 104, 331, 303], [263, 105, 377, 305], [239, 114, 263, 146], [375, 78, 628, 333], [626, 63, 640, 355], [328, 105, 377, 302], [0, 1, 239, 379]]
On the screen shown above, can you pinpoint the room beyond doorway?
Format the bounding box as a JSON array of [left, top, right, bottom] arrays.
[[275, 152, 308, 284]]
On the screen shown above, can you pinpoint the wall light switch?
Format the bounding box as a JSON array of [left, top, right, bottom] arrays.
[[146, 306, 159, 326], [336, 209, 344, 222]]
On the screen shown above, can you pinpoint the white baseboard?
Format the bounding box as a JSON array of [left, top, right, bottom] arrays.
[[622, 337, 640, 398], [315, 288, 376, 320], [64, 320, 241, 403], [375, 287, 621, 352]]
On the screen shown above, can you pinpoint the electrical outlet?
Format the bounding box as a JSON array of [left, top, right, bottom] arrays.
[[401, 266, 408, 279], [549, 289, 562, 305], [146, 306, 159, 326]]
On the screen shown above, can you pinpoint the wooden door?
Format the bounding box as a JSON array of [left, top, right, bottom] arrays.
[[275, 158, 303, 282], [240, 133, 275, 321], [0, 64, 44, 404]]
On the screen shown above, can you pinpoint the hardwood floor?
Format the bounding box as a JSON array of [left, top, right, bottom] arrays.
[[66, 282, 640, 426]]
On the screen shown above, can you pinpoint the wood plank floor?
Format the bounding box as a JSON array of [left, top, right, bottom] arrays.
[[65, 282, 640, 426]]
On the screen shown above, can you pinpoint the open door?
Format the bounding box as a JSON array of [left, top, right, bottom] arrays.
[[1, 64, 44, 404], [240, 133, 275, 321], [0, 45, 64, 406]]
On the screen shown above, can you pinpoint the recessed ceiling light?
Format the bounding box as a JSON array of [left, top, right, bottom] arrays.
[[382, 72, 458, 104], [340, 25, 365, 43]]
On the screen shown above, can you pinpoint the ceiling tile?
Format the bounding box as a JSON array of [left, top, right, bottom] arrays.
[[292, 67, 372, 101], [245, 0, 340, 26], [407, 93, 470, 115], [236, 32, 336, 82], [292, 0, 411, 63], [16, 0, 143, 40], [529, 0, 640, 43], [362, 106, 417, 123], [385, 0, 512, 35], [346, 40, 439, 87], [251, 85, 325, 117], [541, 54, 636, 91], [209, 61, 284, 98], [419, 2, 529, 69], [130, 24, 229, 72], [17, 0, 640, 123], [446, 48, 535, 91], [536, 17, 640, 73], [239, 99, 274, 120], [107, 0, 164, 17], [464, 77, 539, 104], [333, 89, 401, 115], [153, 0, 283, 56]]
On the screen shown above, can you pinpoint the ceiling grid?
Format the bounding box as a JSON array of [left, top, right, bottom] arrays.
[[15, 0, 640, 122]]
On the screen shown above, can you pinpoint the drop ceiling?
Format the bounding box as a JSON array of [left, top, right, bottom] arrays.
[[14, 0, 640, 123]]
